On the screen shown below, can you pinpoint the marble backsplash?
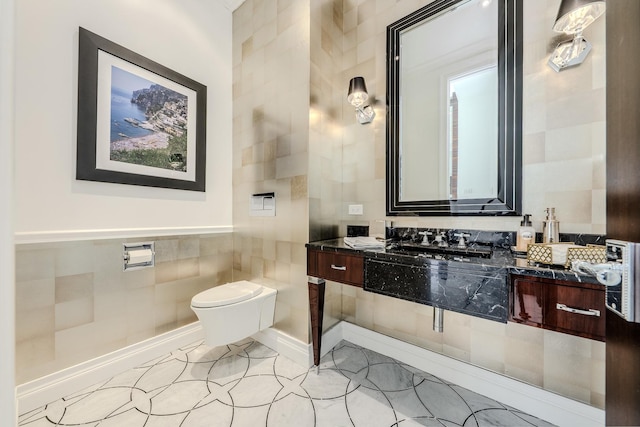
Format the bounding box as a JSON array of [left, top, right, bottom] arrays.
[[385, 227, 606, 249]]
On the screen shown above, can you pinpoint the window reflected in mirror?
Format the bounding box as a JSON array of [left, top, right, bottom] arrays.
[[447, 66, 498, 200]]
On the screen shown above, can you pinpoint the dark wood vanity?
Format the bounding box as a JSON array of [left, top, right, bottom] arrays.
[[306, 248, 364, 366], [307, 249, 364, 288], [307, 236, 605, 366], [510, 274, 605, 341]]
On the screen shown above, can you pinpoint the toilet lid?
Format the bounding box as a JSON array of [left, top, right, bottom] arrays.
[[191, 281, 264, 308]]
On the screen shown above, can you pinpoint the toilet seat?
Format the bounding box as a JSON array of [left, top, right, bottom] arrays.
[[191, 281, 264, 308]]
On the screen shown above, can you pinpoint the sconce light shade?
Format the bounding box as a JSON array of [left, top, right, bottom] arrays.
[[347, 76, 375, 124], [347, 77, 369, 108], [553, 0, 606, 34], [548, 0, 605, 72]]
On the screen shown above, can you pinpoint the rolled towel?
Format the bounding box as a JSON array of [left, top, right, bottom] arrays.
[[550, 243, 582, 265]]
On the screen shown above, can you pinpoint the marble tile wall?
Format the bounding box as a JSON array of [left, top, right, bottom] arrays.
[[309, 0, 344, 243], [15, 233, 233, 384], [335, 0, 606, 409], [521, 0, 606, 236], [231, 0, 605, 408], [341, 288, 605, 408], [340, 0, 605, 234], [309, 0, 347, 332], [232, 0, 314, 343]]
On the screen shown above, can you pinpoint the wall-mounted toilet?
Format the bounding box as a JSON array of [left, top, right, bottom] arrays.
[[190, 280, 277, 347]]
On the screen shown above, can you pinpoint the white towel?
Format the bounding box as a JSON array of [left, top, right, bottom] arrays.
[[550, 243, 582, 265], [343, 236, 385, 249]]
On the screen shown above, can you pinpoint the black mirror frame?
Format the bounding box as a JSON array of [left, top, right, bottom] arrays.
[[386, 0, 523, 216]]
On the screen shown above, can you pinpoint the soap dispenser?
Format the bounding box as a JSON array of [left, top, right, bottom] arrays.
[[542, 207, 560, 243], [516, 214, 535, 252]]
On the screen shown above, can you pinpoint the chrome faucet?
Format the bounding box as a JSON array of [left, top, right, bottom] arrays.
[[419, 231, 433, 245], [454, 233, 471, 248], [434, 232, 448, 248]]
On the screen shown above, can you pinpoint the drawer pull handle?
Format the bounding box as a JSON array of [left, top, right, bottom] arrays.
[[556, 303, 600, 317], [331, 264, 347, 271]]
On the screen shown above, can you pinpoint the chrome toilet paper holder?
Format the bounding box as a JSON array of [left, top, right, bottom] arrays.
[[123, 242, 155, 271]]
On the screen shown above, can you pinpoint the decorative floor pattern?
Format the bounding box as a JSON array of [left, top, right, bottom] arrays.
[[18, 339, 556, 427]]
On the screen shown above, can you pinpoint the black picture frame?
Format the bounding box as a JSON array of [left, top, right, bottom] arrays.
[[76, 27, 207, 192]]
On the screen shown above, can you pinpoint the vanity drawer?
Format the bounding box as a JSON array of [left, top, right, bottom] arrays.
[[545, 284, 605, 340], [509, 275, 605, 341], [307, 249, 364, 287]]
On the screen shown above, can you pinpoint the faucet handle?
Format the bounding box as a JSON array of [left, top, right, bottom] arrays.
[[454, 233, 471, 248], [418, 231, 433, 244]]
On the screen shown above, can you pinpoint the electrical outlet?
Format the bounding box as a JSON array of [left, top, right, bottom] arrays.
[[348, 204, 364, 215]]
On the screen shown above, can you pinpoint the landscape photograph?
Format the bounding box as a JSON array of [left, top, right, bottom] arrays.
[[109, 66, 189, 172]]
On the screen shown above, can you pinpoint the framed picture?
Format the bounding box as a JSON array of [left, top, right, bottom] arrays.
[[76, 27, 207, 191]]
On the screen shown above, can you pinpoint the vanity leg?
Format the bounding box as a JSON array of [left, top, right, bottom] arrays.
[[308, 277, 325, 368]]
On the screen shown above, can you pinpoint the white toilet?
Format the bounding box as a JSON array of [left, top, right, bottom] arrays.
[[190, 280, 277, 347]]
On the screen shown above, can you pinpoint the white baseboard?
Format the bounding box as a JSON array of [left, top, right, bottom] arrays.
[[16, 323, 305, 416], [17, 320, 605, 427], [251, 328, 313, 368], [17, 323, 204, 414], [340, 322, 605, 427], [252, 322, 345, 368]]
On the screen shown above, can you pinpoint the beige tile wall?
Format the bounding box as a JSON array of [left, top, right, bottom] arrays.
[[232, 0, 314, 343], [341, 286, 605, 408], [309, 0, 348, 332], [309, 0, 344, 243], [15, 233, 233, 384], [336, 0, 606, 408], [231, 0, 605, 408], [341, 0, 606, 233]]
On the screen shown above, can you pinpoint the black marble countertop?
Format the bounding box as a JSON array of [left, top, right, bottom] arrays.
[[306, 238, 602, 286]]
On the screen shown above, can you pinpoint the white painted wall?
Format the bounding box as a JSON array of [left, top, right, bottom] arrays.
[[14, 0, 233, 234], [0, 0, 16, 422]]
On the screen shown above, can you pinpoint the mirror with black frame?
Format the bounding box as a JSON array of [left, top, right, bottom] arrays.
[[386, 0, 522, 216]]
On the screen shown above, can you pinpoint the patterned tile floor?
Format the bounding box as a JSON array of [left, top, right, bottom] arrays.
[[18, 339, 556, 427]]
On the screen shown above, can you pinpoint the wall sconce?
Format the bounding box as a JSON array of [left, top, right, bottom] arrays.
[[548, 0, 605, 72], [347, 76, 375, 124]]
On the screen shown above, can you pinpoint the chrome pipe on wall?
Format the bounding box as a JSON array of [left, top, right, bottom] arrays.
[[433, 307, 444, 333]]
